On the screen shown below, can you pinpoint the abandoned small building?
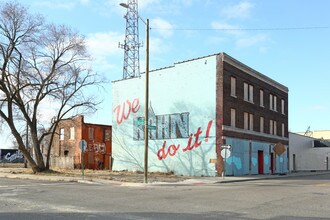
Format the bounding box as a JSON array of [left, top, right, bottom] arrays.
[[112, 52, 289, 176], [289, 132, 330, 171], [50, 115, 112, 170]]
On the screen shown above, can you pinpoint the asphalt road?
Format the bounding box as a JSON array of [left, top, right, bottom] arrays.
[[0, 174, 329, 220]]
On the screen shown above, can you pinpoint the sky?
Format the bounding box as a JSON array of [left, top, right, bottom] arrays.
[[1, 0, 330, 147]]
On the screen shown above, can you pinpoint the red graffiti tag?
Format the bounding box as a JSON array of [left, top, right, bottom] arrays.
[[157, 120, 213, 160], [113, 98, 140, 125], [157, 141, 180, 160]]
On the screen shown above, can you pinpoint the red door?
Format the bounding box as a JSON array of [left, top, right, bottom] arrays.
[[258, 150, 264, 174]]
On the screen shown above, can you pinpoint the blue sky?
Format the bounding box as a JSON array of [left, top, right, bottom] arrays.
[[17, 0, 330, 133]]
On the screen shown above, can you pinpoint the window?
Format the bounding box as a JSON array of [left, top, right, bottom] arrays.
[[244, 83, 254, 103], [269, 94, 277, 111], [64, 150, 69, 156], [260, 90, 264, 107], [281, 99, 285, 115], [244, 112, 249, 130], [260, 117, 264, 133], [230, 77, 236, 97], [244, 112, 253, 131], [244, 83, 248, 101], [282, 123, 285, 137], [230, 108, 236, 127], [59, 128, 64, 140], [269, 120, 277, 135], [69, 127, 75, 140], [249, 114, 254, 131], [249, 85, 254, 102], [88, 127, 94, 140], [269, 120, 273, 135], [104, 129, 111, 141]]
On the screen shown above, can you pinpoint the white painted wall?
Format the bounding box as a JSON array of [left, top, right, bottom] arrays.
[[289, 132, 330, 171], [112, 56, 218, 176]]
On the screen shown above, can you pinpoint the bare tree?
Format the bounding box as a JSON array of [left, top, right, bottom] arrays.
[[0, 2, 103, 172]]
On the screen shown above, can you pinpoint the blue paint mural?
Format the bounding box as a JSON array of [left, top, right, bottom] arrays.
[[223, 138, 288, 176]]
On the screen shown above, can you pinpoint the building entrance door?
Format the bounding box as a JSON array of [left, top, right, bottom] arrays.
[[270, 153, 274, 174], [258, 150, 264, 174]]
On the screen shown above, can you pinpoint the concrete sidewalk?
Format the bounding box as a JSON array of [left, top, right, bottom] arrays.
[[1, 167, 329, 187]]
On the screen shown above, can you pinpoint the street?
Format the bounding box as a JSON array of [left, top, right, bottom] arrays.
[[0, 174, 330, 219]]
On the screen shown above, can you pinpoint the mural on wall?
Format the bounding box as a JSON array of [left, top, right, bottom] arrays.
[[223, 138, 288, 176], [112, 56, 218, 176], [112, 97, 216, 176]]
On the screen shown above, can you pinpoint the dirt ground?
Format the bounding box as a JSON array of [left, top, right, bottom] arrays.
[[0, 163, 191, 183]]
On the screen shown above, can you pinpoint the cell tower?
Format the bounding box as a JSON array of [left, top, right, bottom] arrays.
[[119, 0, 142, 79]]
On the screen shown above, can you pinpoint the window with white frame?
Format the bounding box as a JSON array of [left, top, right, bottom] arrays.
[[282, 123, 285, 137], [230, 108, 236, 127], [59, 128, 64, 140], [269, 120, 277, 135], [249, 85, 254, 102], [249, 113, 254, 131], [244, 83, 248, 101], [244, 83, 254, 103], [260, 117, 264, 133], [244, 112, 249, 130], [244, 112, 253, 131], [69, 127, 75, 140], [281, 99, 285, 114], [269, 120, 273, 135], [231, 77, 236, 97], [269, 94, 277, 111], [260, 90, 264, 107]]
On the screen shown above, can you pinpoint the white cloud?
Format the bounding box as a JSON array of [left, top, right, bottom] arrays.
[[80, 0, 90, 5], [236, 33, 268, 48], [139, 0, 160, 10], [86, 32, 124, 74], [222, 1, 254, 19], [87, 32, 124, 57], [210, 21, 269, 49], [34, 0, 76, 10], [149, 37, 171, 54], [151, 18, 174, 38]]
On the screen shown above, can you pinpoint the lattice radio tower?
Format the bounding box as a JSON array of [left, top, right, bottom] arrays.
[[119, 0, 142, 79]]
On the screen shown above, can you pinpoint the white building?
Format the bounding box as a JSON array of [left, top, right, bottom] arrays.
[[289, 132, 330, 171]]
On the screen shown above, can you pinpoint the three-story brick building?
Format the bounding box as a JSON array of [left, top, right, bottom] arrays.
[[112, 52, 288, 176]]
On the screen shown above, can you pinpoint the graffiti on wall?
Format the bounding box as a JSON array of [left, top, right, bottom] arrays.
[[0, 150, 24, 163], [87, 143, 106, 154]]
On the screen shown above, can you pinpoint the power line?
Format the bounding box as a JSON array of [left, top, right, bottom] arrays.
[[152, 26, 329, 31]]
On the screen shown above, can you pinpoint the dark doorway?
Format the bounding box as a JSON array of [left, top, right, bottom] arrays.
[[258, 150, 264, 174], [270, 153, 274, 174]]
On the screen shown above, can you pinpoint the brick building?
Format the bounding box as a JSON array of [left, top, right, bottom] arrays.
[[112, 52, 288, 176], [51, 115, 112, 170]]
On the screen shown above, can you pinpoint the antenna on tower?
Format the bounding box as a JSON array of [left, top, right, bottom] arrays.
[[119, 0, 142, 79]]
